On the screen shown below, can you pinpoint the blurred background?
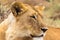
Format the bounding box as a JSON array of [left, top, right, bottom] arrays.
[[0, 0, 60, 28]]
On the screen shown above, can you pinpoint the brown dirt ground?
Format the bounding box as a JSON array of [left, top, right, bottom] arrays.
[[44, 27, 60, 40]]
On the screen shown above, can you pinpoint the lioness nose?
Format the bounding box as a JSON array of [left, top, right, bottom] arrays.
[[41, 27, 48, 32]]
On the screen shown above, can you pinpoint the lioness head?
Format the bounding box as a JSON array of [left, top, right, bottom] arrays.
[[6, 2, 48, 40]]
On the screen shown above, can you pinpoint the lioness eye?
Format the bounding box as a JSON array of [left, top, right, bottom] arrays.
[[31, 16, 35, 18], [30, 15, 36, 19]]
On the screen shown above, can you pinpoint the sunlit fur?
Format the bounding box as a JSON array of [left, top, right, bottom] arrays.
[[44, 27, 60, 40]]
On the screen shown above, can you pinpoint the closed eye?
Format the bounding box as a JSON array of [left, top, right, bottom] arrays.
[[30, 15, 36, 19], [30, 15, 35, 18]]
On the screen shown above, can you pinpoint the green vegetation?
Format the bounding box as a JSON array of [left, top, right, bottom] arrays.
[[46, 0, 53, 2], [43, 0, 60, 28], [0, 3, 8, 23]]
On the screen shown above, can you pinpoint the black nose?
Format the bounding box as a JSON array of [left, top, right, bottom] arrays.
[[41, 28, 48, 32]]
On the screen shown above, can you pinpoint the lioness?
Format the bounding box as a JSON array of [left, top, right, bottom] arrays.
[[0, 2, 48, 40]]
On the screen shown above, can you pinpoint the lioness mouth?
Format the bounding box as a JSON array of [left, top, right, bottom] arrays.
[[30, 34, 43, 38]]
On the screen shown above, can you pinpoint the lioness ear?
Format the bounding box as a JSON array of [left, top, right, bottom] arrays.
[[11, 2, 27, 16], [34, 6, 45, 17]]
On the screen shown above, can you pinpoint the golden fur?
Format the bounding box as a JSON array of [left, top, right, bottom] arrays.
[[0, 2, 47, 40], [44, 27, 60, 40]]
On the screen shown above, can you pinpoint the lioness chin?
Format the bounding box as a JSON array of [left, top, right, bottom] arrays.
[[0, 2, 48, 40]]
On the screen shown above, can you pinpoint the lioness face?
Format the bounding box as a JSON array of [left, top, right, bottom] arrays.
[[6, 2, 48, 40]]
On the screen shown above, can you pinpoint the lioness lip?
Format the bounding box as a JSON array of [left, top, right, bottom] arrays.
[[30, 34, 43, 38]]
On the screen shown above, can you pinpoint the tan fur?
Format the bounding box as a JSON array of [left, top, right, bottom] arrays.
[[0, 13, 14, 40], [44, 27, 60, 40], [0, 2, 47, 40]]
